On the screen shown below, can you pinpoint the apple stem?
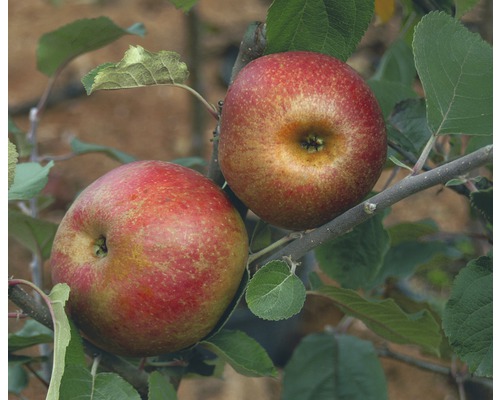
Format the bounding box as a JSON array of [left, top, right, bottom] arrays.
[[247, 232, 303, 264], [282, 255, 300, 275]]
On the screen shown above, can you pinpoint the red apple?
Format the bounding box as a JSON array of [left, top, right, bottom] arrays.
[[50, 160, 248, 357], [218, 51, 387, 231]]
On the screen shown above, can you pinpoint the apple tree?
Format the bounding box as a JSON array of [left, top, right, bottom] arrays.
[[8, 0, 492, 399]]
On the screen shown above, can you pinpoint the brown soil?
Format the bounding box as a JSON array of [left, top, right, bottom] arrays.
[[8, 1, 492, 399]]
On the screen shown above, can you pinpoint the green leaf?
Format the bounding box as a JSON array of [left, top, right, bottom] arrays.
[[8, 320, 53, 353], [312, 283, 442, 355], [367, 240, 446, 289], [37, 17, 145, 76], [387, 98, 433, 156], [367, 80, 417, 118], [8, 209, 58, 260], [413, 11, 493, 135], [250, 220, 273, 253], [8, 364, 28, 395], [282, 333, 388, 400], [371, 39, 416, 86], [46, 283, 71, 400], [315, 212, 391, 290], [148, 371, 177, 400], [60, 367, 142, 400], [8, 161, 54, 201], [70, 137, 136, 164], [265, 0, 373, 61], [82, 46, 189, 94], [386, 219, 438, 246], [470, 187, 492, 224], [200, 329, 278, 378], [245, 260, 306, 321], [168, 0, 198, 12], [442, 256, 492, 377]]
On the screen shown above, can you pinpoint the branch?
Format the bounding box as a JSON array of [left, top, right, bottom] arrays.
[[254, 145, 493, 267], [8, 284, 150, 398]]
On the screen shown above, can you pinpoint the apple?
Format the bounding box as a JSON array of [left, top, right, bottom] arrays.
[[218, 51, 387, 231], [50, 160, 249, 357]]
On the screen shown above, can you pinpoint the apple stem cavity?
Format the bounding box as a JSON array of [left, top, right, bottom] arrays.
[[94, 235, 108, 258], [300, 134, 325, 153]]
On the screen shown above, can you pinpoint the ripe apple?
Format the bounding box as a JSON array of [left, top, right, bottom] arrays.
[[50, 160, 248, 357], [218, 51, 387, 231]]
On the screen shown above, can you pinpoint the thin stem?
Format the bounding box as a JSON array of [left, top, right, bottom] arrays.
[[175, 84, 218, 120], [248, 232, 303, 264], [412, 132, 438, 174]]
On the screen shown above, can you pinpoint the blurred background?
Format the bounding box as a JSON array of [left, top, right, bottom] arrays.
[[8, 1, 493, 399]]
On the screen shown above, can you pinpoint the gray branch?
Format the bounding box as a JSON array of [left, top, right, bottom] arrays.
[[254, 145, 493, 267]]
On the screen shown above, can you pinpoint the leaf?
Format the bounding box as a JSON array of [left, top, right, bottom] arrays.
[[367, 80, 417, 118], [442, 256, 492, 377], [470, 187, 492, 224], [60, 367, 142, 400], [82, 46, 189, 94], [386, 219, 438, 246], [8, 364, 28, 395], [9, 116, 32, 158], [200, 329, 278, 378], [371, 39, 416, 86], [8, 320, 53, 353], [315, 212, 391, 290], [312, 282, 442, 355], [46, 283, 71, 400], [170, 157, 207, 169], [265, 0, 374, 61], [70, 137, 136, 164], [245, 260, 306, 321], [250, 220, 273, 253], [37, 17, 146, 76], [282, 333, 388, 400], [168, 0, 198, 12], [8, 209, 59, 260], [148, 371, 178, 400], [413, 11, 493, 135], [8, 161, 54, 201], [387, 98, 433, 156]]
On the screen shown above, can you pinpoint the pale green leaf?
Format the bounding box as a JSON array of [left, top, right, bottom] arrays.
[[8, 139, 18, 189], [367, 80, 417, 118], [442, 256, 492, 377], [200, 329, 278, 377], [38, 17, 146, 76], [46, 283, 71, 400], [8, 364, 28, 395], [413, 11, 492, 135], [265, 0, 373, 61], [82, 46, 189, 94], [282, 333, 388, 400], [245, 260, 306, 321], [8, 161, 54, 201], [313, 283, 442, 355]]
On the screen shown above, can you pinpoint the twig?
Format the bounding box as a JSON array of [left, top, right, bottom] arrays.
[[8, 283, 150, 398], [254, 145, 493, 267]]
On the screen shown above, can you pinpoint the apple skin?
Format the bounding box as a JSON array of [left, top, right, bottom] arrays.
[[50, 160, 248, 357], [218, 51, 387, 231]]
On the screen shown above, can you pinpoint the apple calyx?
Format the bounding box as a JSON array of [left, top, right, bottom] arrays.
[[94, 236, 108, 258], [300, 134, 325, 153]]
